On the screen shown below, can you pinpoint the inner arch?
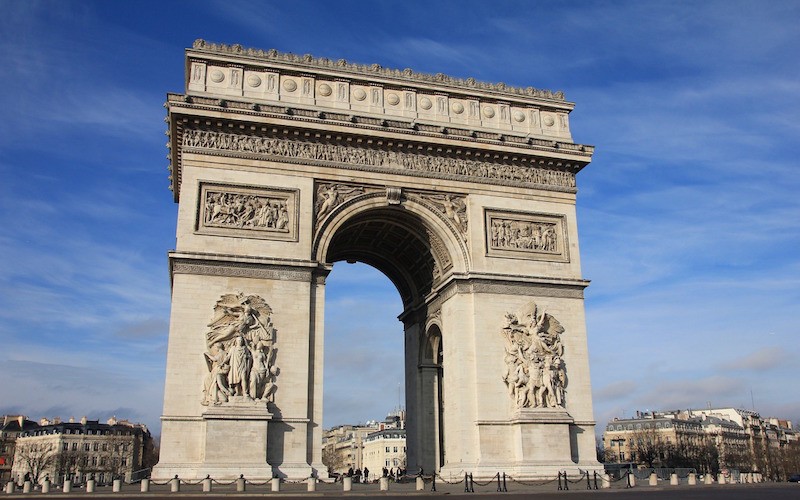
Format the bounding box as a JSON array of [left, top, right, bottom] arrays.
[[325, 207, 445, 308]]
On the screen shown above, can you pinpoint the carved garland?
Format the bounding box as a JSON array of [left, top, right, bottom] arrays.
[[500, 301, 567, 410]]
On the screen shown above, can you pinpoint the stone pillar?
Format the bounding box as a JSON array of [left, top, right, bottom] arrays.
[[42, 478, 51, 493], [202, 477, 212, 492], [236, 476, 246, 492], [271, 477, 280, 492], [601, 473, 610, 488], [669, 473, 678, 485], [5, 481, 14, 494], [629, 474, 636, 487], [113, 478, 122, 492], [307, 477, 316, 492], [379, 477, 389, 491], [717, 473, 726, 484], [688, 473, 696, 485], [23, 480, 32, 493], [416, 476, 425, 490], [140, 478, 150, 492], [343, 476, 352, 491], [704, 473, 713, 485], [63, 479, 72, 493], [649, 472, 658, 486], [170, 476, 180, 492], [86, 478, 95, 493]]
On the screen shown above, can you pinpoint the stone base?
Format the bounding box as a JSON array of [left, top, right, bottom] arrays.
[[462, 408, 602, 480], [153, 399, 276, 481]]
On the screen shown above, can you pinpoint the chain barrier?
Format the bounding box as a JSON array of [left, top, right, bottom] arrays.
[[565, 470, 587, 484], [434, 472, 466, 485], [210, 478, 237, 485], [148, 478, 173, 485], [245, 479, 272, 486], [507, 473, 559, 487], [470, 472, 499, 487]]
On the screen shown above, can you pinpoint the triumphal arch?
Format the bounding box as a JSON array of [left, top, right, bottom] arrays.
[[153, 40, 599, 480]]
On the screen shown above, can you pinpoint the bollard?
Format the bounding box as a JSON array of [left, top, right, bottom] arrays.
[[688, 473, 696, 485], [5, 481, 14, 494], [343, 476, 352, 492], [202, 476, 212, 492], [271, 477, 280, 492], [601, 473, 610, 489], [86, 478, 96, 493], [307, 477, 316, 492], [63, 479, 73, 493], [113, 478, 122, 492], [140, 478, 150, 492], [670, 473, 678, 485], [416, 476, 424, 490], [431, 473, 436, 492], [380, 477, 389, 491], [717, 474, 726, 485], [170, 475, 180, 492], [499, 473, 504, 492], [629, 474, 636, 487], [649, 472, 658, 486], [236, 475, 246, 492], [557, 471, 563, 490], [23, 480, 32, 493], [42, 478, 51, 494], [465, 472, 471, 492], [502, 472, 508, 492], [704, 473, 713, 485]]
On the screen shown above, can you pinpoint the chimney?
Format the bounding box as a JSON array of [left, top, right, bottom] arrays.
[[80, 416, 87, 425]]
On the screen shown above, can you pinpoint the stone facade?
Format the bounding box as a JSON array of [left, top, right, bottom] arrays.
[[154, 40, 599, 480]]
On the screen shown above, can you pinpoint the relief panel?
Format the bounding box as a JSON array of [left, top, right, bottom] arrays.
[[485, 209, 569, 262], [196, 182, 299, 242]]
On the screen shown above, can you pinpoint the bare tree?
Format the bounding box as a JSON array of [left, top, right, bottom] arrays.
[[14, 442, 57, 484], [632, 429, 663, 468], [322, 444, 345, 474]]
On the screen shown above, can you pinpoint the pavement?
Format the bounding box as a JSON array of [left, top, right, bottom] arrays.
[[3, 479, 800, 500]]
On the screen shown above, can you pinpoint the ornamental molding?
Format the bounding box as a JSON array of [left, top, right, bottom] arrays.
[[171, 258, 314, 283], [179, 128, 577, 192], [191, 39, 566, 102]]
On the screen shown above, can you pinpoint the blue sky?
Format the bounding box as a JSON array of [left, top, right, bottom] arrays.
[[1, 1, 798, 437]]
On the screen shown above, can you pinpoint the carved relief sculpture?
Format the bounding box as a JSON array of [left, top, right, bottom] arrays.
[[421, 193, 468, 236], [500, 301, 567, 409], [491, 218, 557, 253], [204, 190, 290, 231], [202, 293, 278, 406], [315, 182, 366, 220]]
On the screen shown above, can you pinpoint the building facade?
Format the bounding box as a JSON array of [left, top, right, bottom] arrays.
[[0, 416, 39, 484], [362, 429, 406, 479], [10, 417, 153, 485], [603, 408, 796, 476]]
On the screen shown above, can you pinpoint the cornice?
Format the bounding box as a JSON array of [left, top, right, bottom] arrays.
[[190, 39, 567, 103]]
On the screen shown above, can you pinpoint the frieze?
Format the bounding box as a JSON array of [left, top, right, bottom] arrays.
[[485, 209, 569, 263], [314, 182, 371, 221], [171, 259, 313, 283], [191, 39, 565, 101], [181, 129, 576, 190], [198, 182, 299, 242]]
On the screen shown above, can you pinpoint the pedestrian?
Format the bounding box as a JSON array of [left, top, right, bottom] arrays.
[[363, 467, 370, 483]]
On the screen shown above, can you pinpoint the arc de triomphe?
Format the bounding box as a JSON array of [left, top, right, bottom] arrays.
[[153, 40, 600, 480]]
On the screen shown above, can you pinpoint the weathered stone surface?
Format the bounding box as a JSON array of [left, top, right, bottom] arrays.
[[154, 42, 600, 481]]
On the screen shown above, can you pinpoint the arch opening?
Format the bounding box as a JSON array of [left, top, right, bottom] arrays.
[[321, 205, 453, 474]]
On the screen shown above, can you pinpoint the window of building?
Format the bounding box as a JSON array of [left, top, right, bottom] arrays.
[[102, 444, 107, 451], [84, 444, 90, 451], [93, 443, 99, 451], [385, 447, 390, 452], [393, 447, 398, 453], [72, 443, 77, 451], [121, 458, 127, 466], [91, 457, 97, 466], [63, 443, 68, 451]]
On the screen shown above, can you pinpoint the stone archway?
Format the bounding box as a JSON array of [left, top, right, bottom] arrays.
[[153, 40, 601, 481]]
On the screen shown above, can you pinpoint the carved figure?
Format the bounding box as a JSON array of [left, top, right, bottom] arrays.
[[201, 293, 278, 406], [490, 219, 558, 252], [500, 301, 567, 409], [315, 183, 365, 219], [204, 190, 290, 232], [424, 194, 468, 235]]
